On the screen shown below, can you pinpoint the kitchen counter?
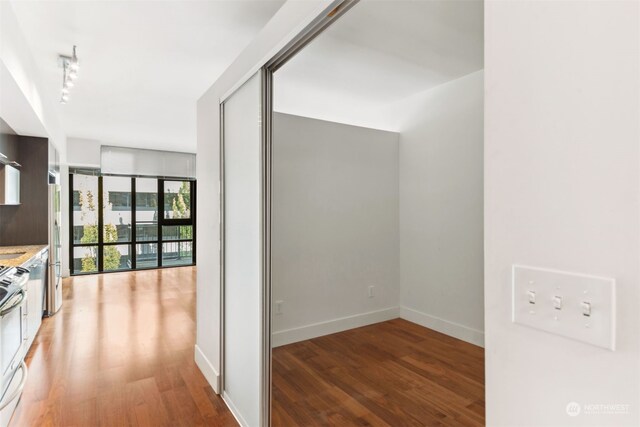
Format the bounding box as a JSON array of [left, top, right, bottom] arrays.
[[0, 245, 48, 267]]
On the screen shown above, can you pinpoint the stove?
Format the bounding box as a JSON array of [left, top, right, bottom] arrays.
[[0, 264, 29, 426], [0, 266, 24, 310]]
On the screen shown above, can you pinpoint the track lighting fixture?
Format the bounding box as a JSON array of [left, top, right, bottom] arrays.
[[58, 45, 79, 104]]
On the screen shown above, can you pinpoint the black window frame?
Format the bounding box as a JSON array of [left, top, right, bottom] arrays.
[[70, 173, 196, 275]]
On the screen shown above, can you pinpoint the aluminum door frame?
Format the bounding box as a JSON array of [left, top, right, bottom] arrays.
[[219, 2, 358, 425]]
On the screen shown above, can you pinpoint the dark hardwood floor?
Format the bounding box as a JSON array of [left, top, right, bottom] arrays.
[[11, 267, 237, 427], [272, 319, 485, 426]]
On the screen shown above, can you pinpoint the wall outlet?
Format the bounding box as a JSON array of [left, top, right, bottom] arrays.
[[274, 300, 283, 315], [368, 286, 375, 298]]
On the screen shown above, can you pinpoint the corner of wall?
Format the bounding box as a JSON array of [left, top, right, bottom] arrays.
[[272, 307, 400, 347], [400, 306, 484, 347], [195, 344, 221, 394]]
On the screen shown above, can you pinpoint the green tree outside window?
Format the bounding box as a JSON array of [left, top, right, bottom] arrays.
[[78, 189, 122, 272], [171, 182, 192, 240]]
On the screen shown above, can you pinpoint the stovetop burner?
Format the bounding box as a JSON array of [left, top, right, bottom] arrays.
[[13, 267, 28, 276]]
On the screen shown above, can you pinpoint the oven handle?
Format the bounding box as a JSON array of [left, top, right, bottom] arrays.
[[0, 360, 28, 411], [15, 273, 30, 288], [0, 290, 26, 317]]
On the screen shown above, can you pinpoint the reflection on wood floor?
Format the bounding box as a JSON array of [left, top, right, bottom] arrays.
[[272, 319, 485, 426], [11, 267, 484, 426], [10, 267, 238, 427]]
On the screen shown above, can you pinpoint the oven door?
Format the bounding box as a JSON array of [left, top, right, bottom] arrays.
[[0, 290, 27, 392], [0, 360, 27, 427]]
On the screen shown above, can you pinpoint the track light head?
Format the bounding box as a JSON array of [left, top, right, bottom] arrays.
[[58, 45, 80, 103]]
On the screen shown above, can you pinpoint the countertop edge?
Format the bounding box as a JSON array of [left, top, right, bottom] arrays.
[[0, 245, 49, 268]]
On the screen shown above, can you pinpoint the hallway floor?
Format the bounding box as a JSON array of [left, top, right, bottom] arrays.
[[11, 267, 237, 427]]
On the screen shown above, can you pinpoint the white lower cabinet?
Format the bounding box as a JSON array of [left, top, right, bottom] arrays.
[[24, 250, 46, 351], [26, 275, 43, 350]]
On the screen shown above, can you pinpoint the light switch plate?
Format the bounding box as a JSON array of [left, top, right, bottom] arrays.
[[512, 265, 616, 350]]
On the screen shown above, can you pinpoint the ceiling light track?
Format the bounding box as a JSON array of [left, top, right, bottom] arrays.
[[58, 45, 79, 104]]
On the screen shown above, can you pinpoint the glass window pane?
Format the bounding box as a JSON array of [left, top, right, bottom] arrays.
[[163, 181, 191, 219], [136, 224, 158, 242], [73, 246, 98, 273], [136, 243, 158, 269], [162, 225, 192, 241], [72, 175, 99, 244], [162, 241, 192, 266], [135, 178, 158, 242], [71, 174, 195, 275], [103, 244, 130, 271], [103, 176, 132, 242]]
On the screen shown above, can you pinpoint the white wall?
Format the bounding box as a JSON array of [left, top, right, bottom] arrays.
[[0, 2, 65, 150], [485, 1, 639, 426], [0, 1, 69, 275], [398, 71, 484, 346], [196, 0, 333, 396], [271, 113, 399, 346], [271, 72, 484, 348]]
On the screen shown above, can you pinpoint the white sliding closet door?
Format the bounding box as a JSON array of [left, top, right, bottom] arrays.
[[222, 70, 266, 427]]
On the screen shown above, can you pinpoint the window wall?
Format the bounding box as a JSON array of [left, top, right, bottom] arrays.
[[71, 173, 196, 275]]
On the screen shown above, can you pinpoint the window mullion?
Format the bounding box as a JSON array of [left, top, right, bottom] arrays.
[[97, 176, 104, 272], [158, 179, 163, 267], [131, 177, 137, 269]]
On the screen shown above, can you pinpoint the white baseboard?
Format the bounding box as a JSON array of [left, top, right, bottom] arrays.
[[196, 347, 250, 427], [272, 306, 400, 347], [400, 306, 484, 347], [194, 344, 220, 393], [222, 392, 250, 427]]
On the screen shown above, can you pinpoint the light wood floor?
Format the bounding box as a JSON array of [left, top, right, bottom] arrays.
[[11, 267, 237, 427], [272, 319, 485, 426]]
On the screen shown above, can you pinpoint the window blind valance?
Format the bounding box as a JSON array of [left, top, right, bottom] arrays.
[[100, 146, 196, 179]]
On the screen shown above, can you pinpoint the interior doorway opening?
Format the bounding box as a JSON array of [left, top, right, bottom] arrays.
[[270, 0, 484, 424]]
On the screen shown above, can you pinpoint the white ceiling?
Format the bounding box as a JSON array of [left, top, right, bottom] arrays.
[[274, 0, 484, 131], [10, 0, 285, 153]]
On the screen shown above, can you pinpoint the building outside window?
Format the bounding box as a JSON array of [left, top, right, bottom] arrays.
[[70, 173, 196, 274]]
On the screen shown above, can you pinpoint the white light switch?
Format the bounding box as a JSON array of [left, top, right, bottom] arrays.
[[553, 295, 563, 310], [512, 265, 616, 350], [527, 290, 536, 304], [581, 301, 591, 317]]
